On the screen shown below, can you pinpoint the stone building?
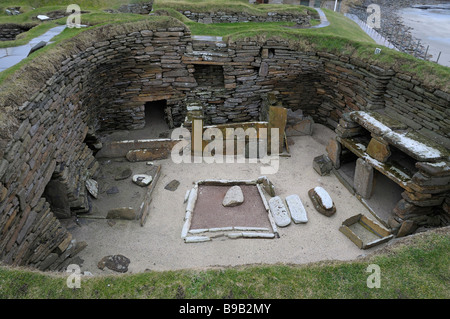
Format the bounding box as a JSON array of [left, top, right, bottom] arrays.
[[0, 6, 448, 271]]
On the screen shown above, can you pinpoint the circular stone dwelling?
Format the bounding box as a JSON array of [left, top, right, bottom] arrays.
[[0, 15, 449, 271]]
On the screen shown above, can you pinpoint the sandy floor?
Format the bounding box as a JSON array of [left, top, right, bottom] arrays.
[[65, 124, 390, 275]]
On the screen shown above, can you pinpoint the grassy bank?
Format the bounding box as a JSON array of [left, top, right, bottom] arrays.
[[153, 0, 312, 16], [0, 228, 448, 299]]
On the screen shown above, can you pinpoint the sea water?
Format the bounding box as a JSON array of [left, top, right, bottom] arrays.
[[399, 4, 450, 67]]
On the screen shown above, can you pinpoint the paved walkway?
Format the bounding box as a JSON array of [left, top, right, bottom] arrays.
[[312, 8, 330, 28], [0, 25, 66, 73]]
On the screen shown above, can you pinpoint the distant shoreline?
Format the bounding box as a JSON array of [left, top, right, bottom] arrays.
[[398, 5, 450, 67], [346, 0, 450, 66]]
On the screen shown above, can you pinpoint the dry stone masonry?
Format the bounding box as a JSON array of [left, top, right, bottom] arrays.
[[0, 23, 36, 41], [178, 10, 313, 25], [0, 14, 449, 270]]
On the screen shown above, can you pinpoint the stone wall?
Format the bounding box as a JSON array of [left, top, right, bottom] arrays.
[[0, 20, 190, 270], [384, 75, 450, 149], [180, 38, 397, 129], [0, 18, 449, 271], [179, 10, 312, 25], [0, 23, 36, 41], [118, 1, 154, 15], [89, 28, 192, 131]]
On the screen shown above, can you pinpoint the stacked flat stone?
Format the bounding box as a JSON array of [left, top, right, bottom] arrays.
[[330, 110, 450, 236], [0, 23, 35, 41], [178, 10, 312, 25]]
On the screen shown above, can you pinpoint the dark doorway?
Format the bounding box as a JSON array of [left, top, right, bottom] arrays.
[[143, 100, 170, 138], [43, 179, 71, 219]]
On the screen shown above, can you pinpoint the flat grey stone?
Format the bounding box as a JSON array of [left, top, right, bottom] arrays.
[[97, 255, 130, 273], [106, 186, 119, 195], [227, 232, 243, 239], [268, 196, 291, 227], [354, 158, 374, 199], [242, 232, 275, 239], [286, 195, 308, 224], [37, 15, 50, 21], [85, 179, 98, 199], [132, 174, 152, 187], [165, 180, 180, 191], [115, 168, 132, 181], [106, 207, 135, 220], [28, 41, 46, 56], [222, 185, 244, 207], [184, 236, 211, 243]]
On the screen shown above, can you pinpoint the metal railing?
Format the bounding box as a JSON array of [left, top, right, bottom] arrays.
[[345, 11, 443, 64]]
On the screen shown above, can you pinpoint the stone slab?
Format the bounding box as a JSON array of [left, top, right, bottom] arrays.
[[268, 196, 291, 227], [354, 158, 374, 199], [308, 187, 336, 217], [383, 130, 448, 162], [326, 138, 342, 169], [184, 236, 211, 243], [313, 154, 333, 176], [285, 194, 308, 224], [366, 137, 391, 162], [350, 111, 407, 136]]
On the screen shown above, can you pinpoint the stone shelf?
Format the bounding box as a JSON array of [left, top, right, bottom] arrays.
[[330, 109, 450, 237], [351, 110, 408, 136], [338, 136, 415, 192], [383, 130, 449, 163], [350, 111, 449, 163]]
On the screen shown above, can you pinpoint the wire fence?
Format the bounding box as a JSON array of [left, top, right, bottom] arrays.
[[345, 11, 443, 64], [344, 13, 397, 50]]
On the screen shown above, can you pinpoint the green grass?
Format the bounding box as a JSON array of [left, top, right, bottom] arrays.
[[0, 0, 151, 48], [0, 2, 448, 90], [0, 229, 448, 299], [0, 0, 148, 11], [0, 21, 64, 48], [222, 9, 374, 46], [0, 12, 148, 81], [153, 0, 312, 16]]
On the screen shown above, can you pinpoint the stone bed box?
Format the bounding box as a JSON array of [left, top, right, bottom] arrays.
[[181, 178, 277, 242], [339, 214, 393, 249]]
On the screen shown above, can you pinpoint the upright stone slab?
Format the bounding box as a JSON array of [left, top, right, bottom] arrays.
[[268, 106, 288, 154], [326, 138, 342, 169], [268, 196, 291, 227], [354, 158, 374, 199], [366, 137, 391, 162], [285, 195, 308, 224]]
